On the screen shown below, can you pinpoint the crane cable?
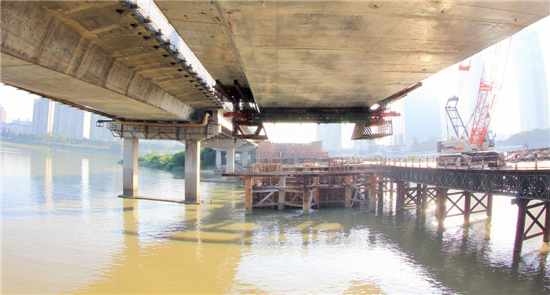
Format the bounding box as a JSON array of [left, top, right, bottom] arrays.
[[449, 57, 471, 139], [465, 37, 513, 143], [455, 57, 472, 96]]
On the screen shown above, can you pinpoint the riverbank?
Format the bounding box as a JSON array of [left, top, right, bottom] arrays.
[[1, 141, 51, 151], [1, 139, 114, 154], [122, 148, 217, 172]]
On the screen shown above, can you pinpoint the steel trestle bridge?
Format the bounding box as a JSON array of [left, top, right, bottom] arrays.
[[383, 166, 549, 200]]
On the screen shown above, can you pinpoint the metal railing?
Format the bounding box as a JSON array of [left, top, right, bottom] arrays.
[[386, 166, 549, 200]]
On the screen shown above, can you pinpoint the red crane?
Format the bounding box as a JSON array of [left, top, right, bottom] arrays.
[[468, 38, 512, 150], [438, 38, 511, 168]]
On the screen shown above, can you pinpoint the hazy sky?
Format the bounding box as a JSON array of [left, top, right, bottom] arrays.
[[1, 16, 548, 143]]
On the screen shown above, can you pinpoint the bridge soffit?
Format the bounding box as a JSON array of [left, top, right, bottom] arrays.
[[1, 1, 226, 121]]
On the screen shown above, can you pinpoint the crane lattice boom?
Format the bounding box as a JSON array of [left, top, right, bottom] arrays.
[[469, 39, 511, 148]]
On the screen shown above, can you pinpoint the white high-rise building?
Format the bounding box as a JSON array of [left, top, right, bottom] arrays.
[[316, 124, 342, 153], [512, 29, 549, 132], [89, 114, 115, 141], [32, 98, 55, 136], [52, 103, 85, 140]]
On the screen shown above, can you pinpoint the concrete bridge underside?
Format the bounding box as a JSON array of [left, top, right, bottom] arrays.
[[1, 1, 220, 121], [2, 1, 549, 203], [159, 1, 549, 108]]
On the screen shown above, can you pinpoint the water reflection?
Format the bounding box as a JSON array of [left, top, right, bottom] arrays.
[[81, 158, 90, 211], [2, 146, 549, 294], [45, 154, 53, 210]]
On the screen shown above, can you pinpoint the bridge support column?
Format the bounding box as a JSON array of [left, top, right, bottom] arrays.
[[241, 151, 249, 168], [369, 174, 377, 211], [122, 138, 138, 197], [278, 177, 286, 210], [415, 183, 422, 207], [514, 198, 529, 252], [485, 194, 493, 240], [436, 187, 447, 227], [377, 176, 384, 209], [215, 149, 222, 169], [464, 192, 472, 225], [185, 140, 201, 203], [513, 199, 550, 253], [421, 184, 428, 212], [396, 181, 406, 211], [245, 177, 253, 215], [487, 194, 493, 218], [303, 178, 311, 215], [226, 148, 235, 172], [345, 176, 352, 208], [313, 177, 320, 209], [543, 201, 550, 254], [389, 180, 394, 199]]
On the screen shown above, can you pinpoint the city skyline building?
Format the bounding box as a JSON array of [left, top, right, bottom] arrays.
[[512, 29, 550, 132], [0, 103, 6, 123], [32, 98, 55, 136], [2, 119, 32, 135], [89, 114, 115, 141], [52, 103, 85, 140], [316, 124, 342, 153]]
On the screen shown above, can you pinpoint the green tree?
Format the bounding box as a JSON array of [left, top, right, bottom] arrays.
[[201, 148, 216, 169], [40, 132, 54, 142], [58, 133, 67, 143], [171, 151, 186, 167]]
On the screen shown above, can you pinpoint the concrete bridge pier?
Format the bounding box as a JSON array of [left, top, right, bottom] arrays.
[[226, 148, 236, 173], [185, 140, 201, 203], [241, 152, 249, 168], [215, 150, 223, 170], [236, 145, 257, 171], [122, 138, 139, 197], [245, 178, 253, 215], [202, 140, 250, 172]]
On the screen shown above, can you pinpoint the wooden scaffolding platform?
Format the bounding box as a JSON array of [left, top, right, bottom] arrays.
[[224, 159, 390, 214]]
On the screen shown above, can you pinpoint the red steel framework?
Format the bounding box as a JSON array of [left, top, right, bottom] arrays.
[[469, 39, 511, 147]]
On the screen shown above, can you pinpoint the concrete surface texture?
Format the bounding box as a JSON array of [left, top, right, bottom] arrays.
[[2, 1, 549, 119], [205, 1, 547, 108], [1, 1, 217, 121], [155, 1, 249, 88]]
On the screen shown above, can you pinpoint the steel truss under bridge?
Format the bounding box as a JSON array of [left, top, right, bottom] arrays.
[[351, 119, 393, 140], [384, 167, 549, 200], [219, 81, 422, 141], [106, 122, 221, 141]]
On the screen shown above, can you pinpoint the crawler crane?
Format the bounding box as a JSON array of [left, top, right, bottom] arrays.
[[437, 38, 511, 168]]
